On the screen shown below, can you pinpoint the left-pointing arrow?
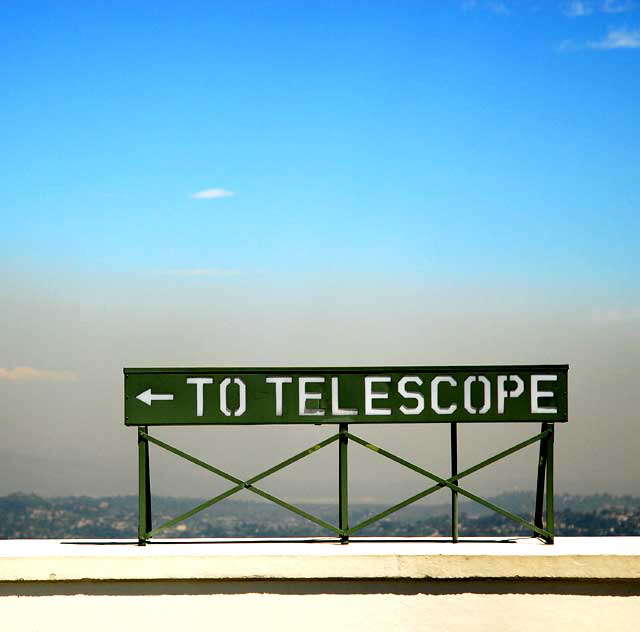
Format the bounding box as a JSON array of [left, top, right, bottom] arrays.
[[136, 389, 174, 406]]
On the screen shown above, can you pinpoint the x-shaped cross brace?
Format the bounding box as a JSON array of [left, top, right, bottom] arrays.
[[137, 425, 553, 542]]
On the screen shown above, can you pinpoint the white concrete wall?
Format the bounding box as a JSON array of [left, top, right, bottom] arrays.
[[2, 538, 639, 632]]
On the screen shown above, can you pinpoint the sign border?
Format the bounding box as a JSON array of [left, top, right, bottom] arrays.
[[124, 364, 569, 426]]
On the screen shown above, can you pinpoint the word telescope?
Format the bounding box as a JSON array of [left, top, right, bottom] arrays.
[[124, 365, 568, 425]]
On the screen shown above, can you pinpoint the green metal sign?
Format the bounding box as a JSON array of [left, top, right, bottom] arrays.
[[124, 365, 568, 426], [127, 364, 567, 545]]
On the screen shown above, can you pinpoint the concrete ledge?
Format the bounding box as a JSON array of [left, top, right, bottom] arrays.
[[3, 539, 639, 632], [2, 537, 639, 582]]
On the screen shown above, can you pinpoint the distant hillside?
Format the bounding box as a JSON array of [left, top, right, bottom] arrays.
[[1, 491, 639, 539]]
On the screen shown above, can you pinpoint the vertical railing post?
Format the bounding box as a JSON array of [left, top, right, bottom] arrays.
[[534, 422, 548, 538], [545, 423, 554, 544], [138, 426, 152, 545], [339, 423, 349, 544], [451, 422, 459, 542]]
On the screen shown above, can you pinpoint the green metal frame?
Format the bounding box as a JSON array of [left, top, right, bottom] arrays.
[[136, 421, 555, 545]]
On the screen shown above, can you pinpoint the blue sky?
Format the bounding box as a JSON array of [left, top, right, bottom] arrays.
[[1, 2, 640, 497], [2, 1, 638, 293]]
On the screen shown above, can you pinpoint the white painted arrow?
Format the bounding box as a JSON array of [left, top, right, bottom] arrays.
[[136, 389, 174, 406]]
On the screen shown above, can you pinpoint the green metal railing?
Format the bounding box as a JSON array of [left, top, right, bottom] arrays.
[[136, 421, 555, 545]]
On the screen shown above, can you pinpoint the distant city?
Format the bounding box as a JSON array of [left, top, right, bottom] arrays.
[[1, 491, 638, 539]]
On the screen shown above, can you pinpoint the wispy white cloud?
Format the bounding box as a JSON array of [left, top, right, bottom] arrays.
[[588, 25, 640, 47], [565, 1, 594, 16], [168, 268, 240, 278], [190, 188, 235, 199], [0, 367, 79, 382], [590, 307, 640, 323], [461, 0, 510, 14], [601, 0, 637, 14], [556, 25, 640, 51], [555, 38, 581, 52], [565, 0, 637, 14]]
